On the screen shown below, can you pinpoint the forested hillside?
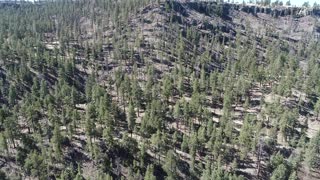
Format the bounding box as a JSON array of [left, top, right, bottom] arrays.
[[1, 0, 320, 179]]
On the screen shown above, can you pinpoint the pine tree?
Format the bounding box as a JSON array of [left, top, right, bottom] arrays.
[[305, 130, 320, 169], [198, 126, 207, 153], [181, 133, 189, 152], [127, 100, 136, 135], [189, 132, 198, 153], [177, 76, 184, 97], [172, 131, 178, 150], [270, 152, 285, 169], [85, 103, 96, 143], [163, 150, 177, 179], [200, 156, 211, 180], [74, 164, 83, 180], [288, 171, 298, 180], [131, 78, 143, 117], [173, 101, 181, 128], [151, 130, 163, 164], [144, 165, 156, 180], [85, 75, 95, 102], [52, 123, 62, 160], [24, 151, 46, 178], [270, 164, 287, 180], [31, 77, 40, 99], [0, 132, 8, 155], [103, 126, 114, 149], [8, 84, 17, 107], [279, 108, 298, 142], [40, 79, 48, 100], [314, 99, 320, 120], [3, 115, 19, 148], [238, 115, 252, 161], [162, 75, 173, 103]]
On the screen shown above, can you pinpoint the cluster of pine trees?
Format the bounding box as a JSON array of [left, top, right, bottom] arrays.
[[0, 0, 320, 179]]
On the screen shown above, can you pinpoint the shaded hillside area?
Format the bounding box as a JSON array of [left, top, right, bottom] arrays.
[[0, 0, 320, 179]]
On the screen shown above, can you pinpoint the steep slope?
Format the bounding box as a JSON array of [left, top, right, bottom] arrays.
[[1, 1, 320, 180]]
